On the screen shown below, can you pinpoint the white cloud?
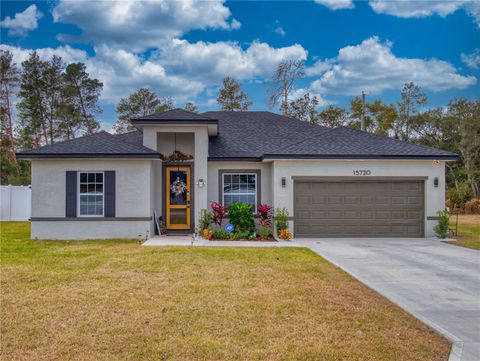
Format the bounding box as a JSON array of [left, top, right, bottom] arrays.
[[155, 39, 308, 83], [52, 0, 241, 51], [461, 48, 480, 68], [0, 44, 88, 64], [0, 4, 43, 37], [369, 0, 480, 26], [305, 60, 332, 77], [314, 0, 354, 10], [274, 20, 286, 36], [309, 36, 476, 95], [1, 39, 307, 104]]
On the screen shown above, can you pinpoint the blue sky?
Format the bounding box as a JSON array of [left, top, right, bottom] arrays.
[[1, 0, 479, 130]]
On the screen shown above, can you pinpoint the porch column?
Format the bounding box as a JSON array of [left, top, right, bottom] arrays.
[[194, 127, 209, 229]]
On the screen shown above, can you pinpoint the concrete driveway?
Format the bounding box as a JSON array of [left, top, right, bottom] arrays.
[[302, 238, 480, 361]]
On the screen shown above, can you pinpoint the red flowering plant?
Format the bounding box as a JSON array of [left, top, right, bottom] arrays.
[[210, 202, 227, 227], [257, 203, 273, 227]]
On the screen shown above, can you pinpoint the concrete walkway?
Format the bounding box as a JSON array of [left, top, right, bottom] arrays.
[[143, 236, 480, 360], [303, 238, 480, 361]]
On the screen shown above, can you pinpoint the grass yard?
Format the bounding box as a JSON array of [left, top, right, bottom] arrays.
[[446, 214, 480, 250], [1, 222, 449, 361]]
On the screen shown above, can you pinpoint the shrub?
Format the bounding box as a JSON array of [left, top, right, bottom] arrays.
[[258, 225, 272, 240], [434, 209, 450, 239], [447, 183, 472, 210], [231, 230, 252, 240], [257, 203, 273, 227], [198, 209, 212, 231], [465, 198, 480, 214], [210, 202, 227, 227], [211, 228, 231, 240], [278, 229, 293, 240], [228, 202, 255, 234], [275, 207, 289, 235]]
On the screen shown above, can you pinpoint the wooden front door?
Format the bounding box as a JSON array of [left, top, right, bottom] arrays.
[[166, 165, 191, 230]]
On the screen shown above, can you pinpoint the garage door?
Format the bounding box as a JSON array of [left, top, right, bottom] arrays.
[[294, 180, 424, 238]]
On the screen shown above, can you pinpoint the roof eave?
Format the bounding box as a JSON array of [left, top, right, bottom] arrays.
[[16, 153, 162, 160], [261, 154, 459, 161]]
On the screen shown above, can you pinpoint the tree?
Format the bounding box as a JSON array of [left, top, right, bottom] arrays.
[[184, 101, 198, 113], [216, 76, 252, 111], [113, 87, 173, 133], [60, 63, 103, 138], [0, 50, 20, 149], [285, 93, 320, 123], [268, 60, 305, 115], [318, 106, 349, 128], [17, 51, 49, 147], [350, 98, 397, 135], [446, 99, 480, 198], [395, 82, 427, 140]]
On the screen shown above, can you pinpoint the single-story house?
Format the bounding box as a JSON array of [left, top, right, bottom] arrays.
[[17, 109, 457, 240]]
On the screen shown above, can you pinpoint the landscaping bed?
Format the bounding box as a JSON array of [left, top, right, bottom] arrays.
[[1, 222, 450, 361]]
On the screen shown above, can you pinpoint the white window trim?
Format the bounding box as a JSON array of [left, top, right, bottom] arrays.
[[222, 173, 257, 210], [77, 171, 105, 217]]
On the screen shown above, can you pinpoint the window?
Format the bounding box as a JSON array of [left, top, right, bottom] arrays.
[[78, 172, 104, 216], [222, 173, 257, 210]]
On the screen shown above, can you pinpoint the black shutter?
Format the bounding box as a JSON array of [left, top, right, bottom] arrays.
[[104, 171, 116, 217], [66, 171, 77, 217]]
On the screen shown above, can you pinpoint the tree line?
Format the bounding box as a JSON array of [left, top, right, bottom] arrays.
[[1, 50, 478, 204]]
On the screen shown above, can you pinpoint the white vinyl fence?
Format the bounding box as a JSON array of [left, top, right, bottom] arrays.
[[1, 185, 31, 221]]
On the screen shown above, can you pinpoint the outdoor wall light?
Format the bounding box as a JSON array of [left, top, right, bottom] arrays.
[[434, 177, 439, 187], [281, 177, 286, 188], [197, 178, 206, 188]]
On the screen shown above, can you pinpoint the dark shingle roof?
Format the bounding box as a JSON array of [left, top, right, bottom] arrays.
[[203, 111, 457, 160], [133, 108, 216, 121], [203, 111, 332, 159], [263, 126, 457, 159], [16, 110, 457, 160], [16, 131, 161, 159]]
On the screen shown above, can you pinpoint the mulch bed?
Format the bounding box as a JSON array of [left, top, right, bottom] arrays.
[[209, 235, 277, 242]]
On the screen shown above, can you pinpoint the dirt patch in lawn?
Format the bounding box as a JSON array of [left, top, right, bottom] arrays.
[[1, 222, 450, 361]]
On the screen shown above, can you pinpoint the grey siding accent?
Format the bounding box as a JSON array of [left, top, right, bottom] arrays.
[[104, 171, 116, 217], [65, 171, 77, 217], [31, 217, 151, 221], [294, 180, 425, 238]]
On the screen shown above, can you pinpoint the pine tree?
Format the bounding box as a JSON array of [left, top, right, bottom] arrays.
[[184, 101, 198, 113], [113, 88, 173, 133], [216, 77, 252, 111]]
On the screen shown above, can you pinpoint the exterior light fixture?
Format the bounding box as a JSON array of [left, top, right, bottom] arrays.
[[197, 178, 206, 188], [281, 177, 286, 188], [434, 177, 439, 187]]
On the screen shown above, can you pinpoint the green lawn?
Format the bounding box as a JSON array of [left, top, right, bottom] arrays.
[[1, 222, 449, 361], [446, 215, 480, 250]]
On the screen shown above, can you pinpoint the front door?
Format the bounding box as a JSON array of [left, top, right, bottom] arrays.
[[166, 165, 191, 230]]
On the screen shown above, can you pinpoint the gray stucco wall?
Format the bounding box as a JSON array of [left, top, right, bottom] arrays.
[[30, 159, 153, 239], [207, 161, 273, 208]]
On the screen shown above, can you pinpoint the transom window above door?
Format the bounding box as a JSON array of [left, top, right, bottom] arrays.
[[78, 172, 104, 216], [222, 173, 257, 210]]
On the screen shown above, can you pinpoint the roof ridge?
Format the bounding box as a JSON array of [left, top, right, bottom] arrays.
[[264, 126, 338, 155]]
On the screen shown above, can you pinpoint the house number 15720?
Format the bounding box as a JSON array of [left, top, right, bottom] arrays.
[[353, 170, 372, 176]]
